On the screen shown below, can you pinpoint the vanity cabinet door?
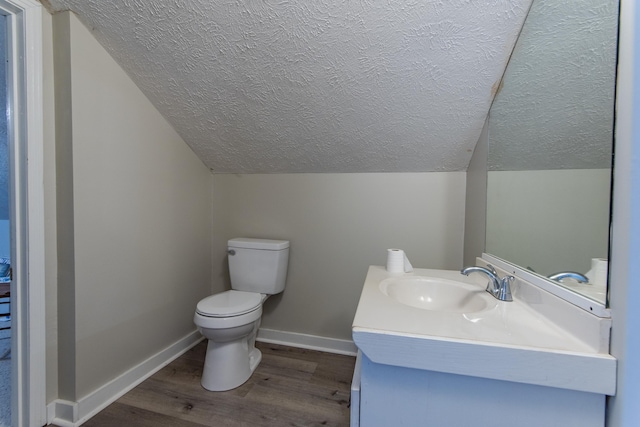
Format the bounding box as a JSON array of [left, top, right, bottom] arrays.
[[350, 351, 362, 427], [357, 353, 605, 427]]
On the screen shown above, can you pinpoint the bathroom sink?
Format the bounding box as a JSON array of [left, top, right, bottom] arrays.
[[379, 276, 496, 313], [352, 266, 617, 396]]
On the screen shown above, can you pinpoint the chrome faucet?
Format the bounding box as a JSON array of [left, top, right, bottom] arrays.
[[460, 264, 514, 302], [548, 271, 589, 283]]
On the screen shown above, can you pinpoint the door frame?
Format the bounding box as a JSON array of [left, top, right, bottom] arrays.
[[2, 0, 45, 426]]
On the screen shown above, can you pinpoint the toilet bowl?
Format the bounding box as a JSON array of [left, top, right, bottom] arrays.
[[194, 291, 267, 391], [194, 238, 289, 391]]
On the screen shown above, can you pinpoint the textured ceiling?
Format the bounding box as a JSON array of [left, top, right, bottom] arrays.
[[46, 0, 531, 173], [488, 0, 618, 171]]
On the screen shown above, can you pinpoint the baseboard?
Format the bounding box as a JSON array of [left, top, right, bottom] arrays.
[[257, 328, 358, 356], [48, 328, 355, 426], [48, 330, 204, 427], [47, 400, 77, 427]]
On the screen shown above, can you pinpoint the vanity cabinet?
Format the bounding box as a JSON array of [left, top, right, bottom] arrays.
[[351, 352, 605, 427], [350, 266, 616, 427]]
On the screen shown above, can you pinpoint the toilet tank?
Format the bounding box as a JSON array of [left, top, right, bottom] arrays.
[[228, 238, 290, 294]]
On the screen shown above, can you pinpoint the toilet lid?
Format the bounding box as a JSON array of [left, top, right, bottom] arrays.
[[196, 290, 262, 317]]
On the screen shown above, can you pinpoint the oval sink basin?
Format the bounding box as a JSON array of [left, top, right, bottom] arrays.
[[379, 276, 496, 313]]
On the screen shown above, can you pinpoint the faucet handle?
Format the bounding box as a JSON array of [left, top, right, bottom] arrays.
[[497, 275, 514, 302], [486, 264, 498, 276]]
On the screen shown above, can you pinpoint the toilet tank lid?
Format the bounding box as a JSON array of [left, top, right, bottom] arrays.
[[228, 238, 290, 250]]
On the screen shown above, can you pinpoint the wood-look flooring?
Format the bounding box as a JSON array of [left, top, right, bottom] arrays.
[[77, 341, 356, 426]]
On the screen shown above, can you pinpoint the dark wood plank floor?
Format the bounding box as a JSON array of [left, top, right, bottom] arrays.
[[78, 341, 356, 426]]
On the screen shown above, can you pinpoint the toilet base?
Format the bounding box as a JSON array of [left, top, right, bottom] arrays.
[[249, 346, 262, 372], [201, 339, 262, 391]]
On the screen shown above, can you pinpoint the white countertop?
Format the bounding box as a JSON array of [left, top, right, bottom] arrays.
[[352, 266, 617, 395]]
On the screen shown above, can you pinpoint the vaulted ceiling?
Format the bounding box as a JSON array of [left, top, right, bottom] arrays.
[[44, 0, 532, 173]]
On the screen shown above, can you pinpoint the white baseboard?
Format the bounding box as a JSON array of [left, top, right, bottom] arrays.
[[46, 400, 77, 427], [257, 328, 358, 356], [47, 328, 355, 426], [48, 330, 204, 427]]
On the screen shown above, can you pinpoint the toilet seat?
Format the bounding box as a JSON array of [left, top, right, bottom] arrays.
[[194, 305, 262, 329], [196, 290, 262, 317]]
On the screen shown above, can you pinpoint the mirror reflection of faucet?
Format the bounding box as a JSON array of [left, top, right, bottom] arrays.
[[547, 261, 608, 302], [548, 258, 608, 288], [460, 264, 514, 302], [548, 271, 589, 283]]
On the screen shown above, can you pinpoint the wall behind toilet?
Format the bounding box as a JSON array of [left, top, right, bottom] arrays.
[[211, 173, 466, 341]]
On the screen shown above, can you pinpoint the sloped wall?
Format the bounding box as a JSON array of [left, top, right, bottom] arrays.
[[52, 12, 212, 400]]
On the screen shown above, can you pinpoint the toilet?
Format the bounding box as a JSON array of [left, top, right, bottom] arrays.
[[193, 237, 290, 391]]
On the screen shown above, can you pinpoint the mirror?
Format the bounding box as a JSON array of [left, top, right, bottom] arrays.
[[485, 0, 619, 305]]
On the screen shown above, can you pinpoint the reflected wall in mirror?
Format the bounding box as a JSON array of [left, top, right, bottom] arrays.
[[485, 0, 618, 305]]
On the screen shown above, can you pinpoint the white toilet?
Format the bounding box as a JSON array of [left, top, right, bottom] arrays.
[[193, 237, 290, 391]]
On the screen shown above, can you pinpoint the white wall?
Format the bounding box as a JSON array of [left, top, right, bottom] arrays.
[[212, 173, 466, 341], [606, 0, 640, 424], [42, 10, 59, 403], [486, 169, 611, 276], [53, 12, 213, 400]]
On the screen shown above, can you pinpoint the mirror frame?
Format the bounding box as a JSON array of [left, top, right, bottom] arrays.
[[482, 253, 610, 317]]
